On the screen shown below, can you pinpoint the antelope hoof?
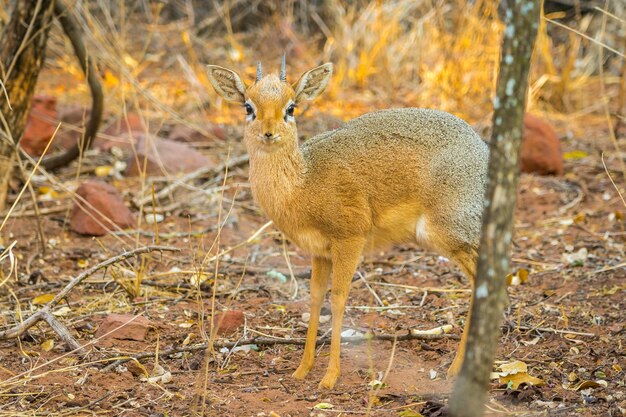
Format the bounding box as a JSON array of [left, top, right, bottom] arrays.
[[292, 363, 312, 380], [319, 370, 339, 390]]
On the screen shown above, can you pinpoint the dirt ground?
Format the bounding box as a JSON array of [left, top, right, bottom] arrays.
[[1, 104, 625, 417]]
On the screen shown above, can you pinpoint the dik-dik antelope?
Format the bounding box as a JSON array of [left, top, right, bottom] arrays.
[[207, 58, 489, 389]]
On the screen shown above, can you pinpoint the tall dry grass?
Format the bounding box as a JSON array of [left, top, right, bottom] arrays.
[[36, 0, 625, 125]]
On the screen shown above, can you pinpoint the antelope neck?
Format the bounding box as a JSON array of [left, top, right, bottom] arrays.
[[246, 135, 305, 218]]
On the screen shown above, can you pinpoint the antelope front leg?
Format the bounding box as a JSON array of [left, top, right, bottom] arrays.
[[319, 239, 364, 390], [292, 256, 331, 380]]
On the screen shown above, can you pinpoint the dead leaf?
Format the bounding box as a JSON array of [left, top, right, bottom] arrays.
[[32, 294, 55, 305], [500, 372, 545, 389], [182, 333, 195, 346], [563, 150, 589, 160], [38, 186, 59, 199], [572, 380, 603, 391], [368, 379, 387, 389], [499, 360, 528, 376], [52, 306, 72, 316], [508, 268, 529, 286], [40, 339, 54, 351], [313, 402, 334, 409], [95, 166, 113, 177]]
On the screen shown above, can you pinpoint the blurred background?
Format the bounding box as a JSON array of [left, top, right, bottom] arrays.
[[17, 0, 625, 135]]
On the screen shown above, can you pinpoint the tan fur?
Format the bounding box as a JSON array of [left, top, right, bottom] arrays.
[[207, 63, 489, 389]]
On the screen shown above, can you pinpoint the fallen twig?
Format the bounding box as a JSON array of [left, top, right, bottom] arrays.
[[60, 392, 112, 415], [592, 261, 626, 274], [102, 326, 458, 371], [41, 0, 103, 170], [0, 245, 180, 352], [133, 154, 249, 207], [505, 321, 596, 337]]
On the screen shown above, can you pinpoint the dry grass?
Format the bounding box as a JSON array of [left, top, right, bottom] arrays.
[[36, 0, 625, 123], [0, 0, 625, 415]]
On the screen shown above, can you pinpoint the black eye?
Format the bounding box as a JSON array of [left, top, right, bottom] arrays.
[[286, 104, 295, 117], [244, 103, 254, 117]]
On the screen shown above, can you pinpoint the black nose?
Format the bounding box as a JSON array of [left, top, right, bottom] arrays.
[[264, 132, 273, 138]]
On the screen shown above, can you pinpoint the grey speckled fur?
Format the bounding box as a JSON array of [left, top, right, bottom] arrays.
[[300, 108, 489, 255]]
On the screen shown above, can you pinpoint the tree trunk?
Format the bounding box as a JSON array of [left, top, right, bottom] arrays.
[[448, 1, 540, 416], [0, 0, 55, 211]]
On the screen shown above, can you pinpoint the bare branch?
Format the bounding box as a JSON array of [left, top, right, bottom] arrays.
[[0, 245, 180, 349], [102, 326, 459, 371]]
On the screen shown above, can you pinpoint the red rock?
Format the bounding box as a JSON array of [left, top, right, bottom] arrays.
[[124, 134, 211, 177], [70, 180, 135, 235], [212, 310, 245, 335], [95, 313, 151, 341], [92, 113, 147, 151], [168, 124, 227, 143], [520, 114, 563, 176], [20, 95, 58, 156], [103, 113, 146, 137], [54, 105, 92, 150]]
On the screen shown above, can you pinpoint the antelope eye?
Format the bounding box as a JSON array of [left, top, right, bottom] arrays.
[[244, 103, 254, 116], [286, 104, 295, 117]]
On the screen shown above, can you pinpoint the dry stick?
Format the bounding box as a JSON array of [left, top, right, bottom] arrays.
[[601, 152, 626, 208], [506, 322, 595, 338], [593, 260, 626, 274], [40, 0, 103, 170], [102, 327, 458, 371], [133, 154, 249, 207], [13, 150, 46, 254], [0, 245, 179, 351]]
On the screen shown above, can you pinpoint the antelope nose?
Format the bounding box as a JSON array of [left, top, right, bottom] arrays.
[[264, 132, 273, 138]]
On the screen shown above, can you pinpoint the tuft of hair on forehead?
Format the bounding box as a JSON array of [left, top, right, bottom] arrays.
[[248, 74, 294, 103]]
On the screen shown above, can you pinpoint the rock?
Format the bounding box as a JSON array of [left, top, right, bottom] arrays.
[[103, 113, 146, 137], [95, 313, 151, 341], [212, 310, 245, 335], [168, 124, 227, 143], [520, 114, 564, 176], [124, 134, 211, 177], [20, 96, 58, 156], [93, 113, 147, 151], [52, 107, 144, 152], [70, 180, 135, 236], [54, 105, 92, 150]]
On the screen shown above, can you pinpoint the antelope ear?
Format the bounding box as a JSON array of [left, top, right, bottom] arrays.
[[292, 63, 333, 103], [206, 65, 247, 103]]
